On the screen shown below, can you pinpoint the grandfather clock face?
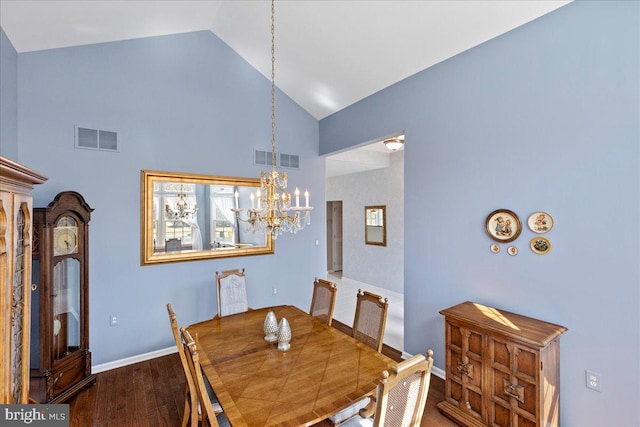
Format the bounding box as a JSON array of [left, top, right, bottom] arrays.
[[53, 216, 78, 256]]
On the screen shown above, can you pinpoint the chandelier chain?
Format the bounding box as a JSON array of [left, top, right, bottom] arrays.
[[271, 0, 276, 170]]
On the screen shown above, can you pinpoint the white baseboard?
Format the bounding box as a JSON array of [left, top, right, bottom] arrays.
[[91, 346, 177, 374]]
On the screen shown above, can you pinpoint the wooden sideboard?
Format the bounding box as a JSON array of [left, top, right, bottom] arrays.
[[437, 301, 567, 427], [0, 157, 47, 403]]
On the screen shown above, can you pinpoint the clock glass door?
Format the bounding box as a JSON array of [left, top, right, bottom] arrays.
[[52, 258, 81, 360]]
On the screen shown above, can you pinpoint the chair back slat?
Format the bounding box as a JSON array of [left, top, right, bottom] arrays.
[[181, 327, 222, 427], [215, 268, 248, 317], [309, 278, 337, 325], [166, 303, 198, 427], [353, 289, 389, 352], [373, 349, 434, 427]]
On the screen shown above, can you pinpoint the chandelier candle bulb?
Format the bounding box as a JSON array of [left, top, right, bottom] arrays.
[[257, 190, 261, 209], [295, 188, 300, 207], [250, 193, 255, 209], [234, 190, 239, 209], [305, 190, 309, 207]]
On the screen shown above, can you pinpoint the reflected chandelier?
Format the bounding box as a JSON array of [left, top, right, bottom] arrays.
[[233, 0, 312, 239]]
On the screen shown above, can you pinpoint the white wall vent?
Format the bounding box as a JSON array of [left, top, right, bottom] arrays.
[[254, 149, 275, 166], [254, 149, 299, 169], [279, 153, 299, 169], [75, 126, 118, 152]]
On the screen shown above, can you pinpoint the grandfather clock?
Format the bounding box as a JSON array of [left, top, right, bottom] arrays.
[[30, 191, 96, 403]]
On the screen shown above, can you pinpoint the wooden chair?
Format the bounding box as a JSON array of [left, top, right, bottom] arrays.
[[181, 327, 230, 427], [329, 289, 390, 425], [341, 349, 435, 427], [215, 268, 248, 317], [166, 304, 223, 427], [167, 303, 200, 427], [352, 289, 389, 353], [309, 277, 338, 325]]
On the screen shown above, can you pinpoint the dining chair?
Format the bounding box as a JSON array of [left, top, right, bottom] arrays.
[[340, 349, 435, 427], [215, 268, 248, 317], [167, 303, 223, 427], [309, 277, 338, 325], [352, 289, 389, 353], [329, 289, 390, 425], [181, 327, 231, 427]]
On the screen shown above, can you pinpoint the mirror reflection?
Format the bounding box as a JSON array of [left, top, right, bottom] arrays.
[[365, 205, 386, 246], [141, 170, 273, 265]]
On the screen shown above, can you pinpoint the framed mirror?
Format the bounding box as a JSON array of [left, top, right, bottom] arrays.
[[141, 170, 273, 265], [365, 205, 386, 246]]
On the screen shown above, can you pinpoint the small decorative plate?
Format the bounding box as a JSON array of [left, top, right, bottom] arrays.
[[527, 212, 553, 234], [530, 237, 551, 254], [508, 246, 518, 256], [485, 209, 522, 243], [490, 244, 500, 253]]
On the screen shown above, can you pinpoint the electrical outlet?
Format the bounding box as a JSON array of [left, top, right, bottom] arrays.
[[110, 315, 118, 326], [272, 287, 278, 295], [586, 370, 601, 391]]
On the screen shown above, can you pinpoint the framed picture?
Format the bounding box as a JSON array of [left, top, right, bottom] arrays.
[[530, 237, 551, 254], [527, 212, 554, 233], [490, 244, 500, 253], [485, 209, 521, 243]]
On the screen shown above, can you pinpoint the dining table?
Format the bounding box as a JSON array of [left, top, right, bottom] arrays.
[[187, 305, 396, 427]]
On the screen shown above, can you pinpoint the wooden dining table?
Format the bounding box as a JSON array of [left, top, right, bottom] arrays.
[[187, 305, 396, 427]]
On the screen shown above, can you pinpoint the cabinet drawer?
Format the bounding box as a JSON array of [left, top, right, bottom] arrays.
[[51, 356, 86, 398]]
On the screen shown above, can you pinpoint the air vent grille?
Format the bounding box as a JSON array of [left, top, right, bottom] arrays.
[[279, 153, 299, 169], [254, 149, 299, 169], [75, 126, 118, 152], [254, 149, 275, 166]]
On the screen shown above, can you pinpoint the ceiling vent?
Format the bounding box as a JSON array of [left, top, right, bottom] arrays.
[[75, 126, 118, 152]]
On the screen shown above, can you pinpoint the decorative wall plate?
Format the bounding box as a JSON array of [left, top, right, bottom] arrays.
[[530, 237, 551, 254], [490, 244, 500, 253], [508, 246, 518, 256], [485, 209, 521, 243], [527, 212, 553, 233]]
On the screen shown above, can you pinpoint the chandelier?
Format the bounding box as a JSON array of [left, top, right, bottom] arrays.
[[233, 0, 312, 239], [166, 188, 197, 220]]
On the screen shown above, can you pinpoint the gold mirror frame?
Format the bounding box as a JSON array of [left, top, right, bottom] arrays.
[[141, 170, 274, 265], [365, 205, 386, 246]]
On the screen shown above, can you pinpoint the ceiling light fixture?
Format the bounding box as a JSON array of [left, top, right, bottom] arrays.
[[233, 0, 312, 239], [384, 137, 404, 151]]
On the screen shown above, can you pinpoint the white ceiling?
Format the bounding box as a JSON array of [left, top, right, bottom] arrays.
[[0, 0, 571, 176]]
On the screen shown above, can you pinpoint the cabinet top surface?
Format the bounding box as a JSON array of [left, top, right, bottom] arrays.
[[440, 301, 567, 347]]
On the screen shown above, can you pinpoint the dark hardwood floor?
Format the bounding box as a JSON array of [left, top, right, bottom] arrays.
[[68, 353, 456, 426]]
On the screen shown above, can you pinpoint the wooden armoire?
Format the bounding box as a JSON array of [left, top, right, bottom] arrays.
[[0, 156, 47, 403]]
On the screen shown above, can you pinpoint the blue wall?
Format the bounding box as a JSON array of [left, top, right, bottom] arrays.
[[1, 28, 18, 160], [14, 30, 326, 365], [320, 1, 638, 426]]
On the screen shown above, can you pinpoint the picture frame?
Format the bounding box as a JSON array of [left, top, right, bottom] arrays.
[[527, 211, 554, 233], [485, 209, 521, 243], [530, 237, 551, 254]]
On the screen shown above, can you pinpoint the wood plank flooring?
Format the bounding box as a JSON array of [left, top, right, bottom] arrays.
[[68, 353, 456, 426]]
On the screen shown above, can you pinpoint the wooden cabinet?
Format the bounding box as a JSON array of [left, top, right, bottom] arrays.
[[0, 157, 47, 403], [30, 191, 96, 403], [437, 301, 567, 427]]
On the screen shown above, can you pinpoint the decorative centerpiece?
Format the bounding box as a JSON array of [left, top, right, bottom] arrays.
[[277, 318, 291, 351], [264, 311, 278, 342]]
